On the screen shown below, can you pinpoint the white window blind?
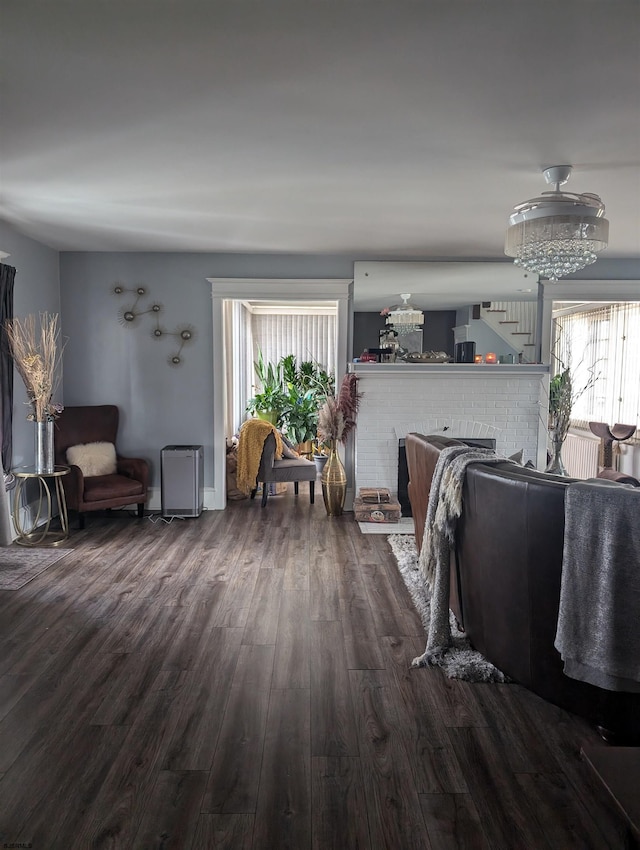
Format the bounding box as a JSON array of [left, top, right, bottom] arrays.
[[553, 303, 640, 427], [250, 312, 336, 376]]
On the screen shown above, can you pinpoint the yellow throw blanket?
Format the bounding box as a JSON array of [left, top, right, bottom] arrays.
[[236, 419, 284, 494]]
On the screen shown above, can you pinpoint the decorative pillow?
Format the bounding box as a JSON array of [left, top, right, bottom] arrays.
[[508, 448, 536, 469], [67, 441, 117, 477], [280, 433, 300, 459]]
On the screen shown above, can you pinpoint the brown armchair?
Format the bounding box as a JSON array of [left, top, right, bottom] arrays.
[[54, 405, 149, 528]]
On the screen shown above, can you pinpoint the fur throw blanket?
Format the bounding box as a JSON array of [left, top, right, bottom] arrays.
[[236, 419, 283, 494], [413, 444, 512, 668]]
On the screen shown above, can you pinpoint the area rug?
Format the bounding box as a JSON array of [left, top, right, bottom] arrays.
[[0, 548, 73, 590], [388, 534, 508, 682]]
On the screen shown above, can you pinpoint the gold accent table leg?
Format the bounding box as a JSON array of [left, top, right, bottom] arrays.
[[55, 475, 69, 539], [12, 476, 27, 541], [13, 473, 70, 547]]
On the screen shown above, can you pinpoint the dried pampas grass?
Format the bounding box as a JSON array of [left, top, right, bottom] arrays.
[[317, 373, 362, 445], [5, 312, 65, 422]]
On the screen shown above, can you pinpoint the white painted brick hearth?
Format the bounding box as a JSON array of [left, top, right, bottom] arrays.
[[350, 364, 549, 498]]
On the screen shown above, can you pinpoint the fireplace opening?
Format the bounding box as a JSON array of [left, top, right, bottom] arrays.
[[397, 435, 498, 519], [397, 439, 411, 517]]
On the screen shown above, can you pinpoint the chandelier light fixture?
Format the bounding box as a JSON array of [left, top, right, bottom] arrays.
[[385, 293, 424, 334], [505, 165, 609, 281]]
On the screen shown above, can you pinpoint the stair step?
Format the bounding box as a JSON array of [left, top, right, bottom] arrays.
[[499, 320, 519, 324], [523, 343, 536, 347], [512, 332, 531, 336], [486, 309, 507, 313]]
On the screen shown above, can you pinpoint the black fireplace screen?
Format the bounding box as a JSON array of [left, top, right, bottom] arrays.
[[397, 439, 411, 516]]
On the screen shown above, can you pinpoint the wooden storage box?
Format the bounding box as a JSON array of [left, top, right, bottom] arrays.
[[358, 487, 391, 504], [353, 497, 401, 523]]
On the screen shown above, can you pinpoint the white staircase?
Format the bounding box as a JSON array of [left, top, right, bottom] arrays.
[[480, 301, 538, 362]]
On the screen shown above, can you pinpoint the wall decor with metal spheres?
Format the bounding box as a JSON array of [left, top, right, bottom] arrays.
[[113, 283, 196, 367]]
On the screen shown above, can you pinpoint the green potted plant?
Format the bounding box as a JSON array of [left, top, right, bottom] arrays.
[[280, 354, 334, 451], [312, 436, 330, 474], [246, 351, 335, 441], [246, 349, 288, 426], [281, 385, 319, 446]]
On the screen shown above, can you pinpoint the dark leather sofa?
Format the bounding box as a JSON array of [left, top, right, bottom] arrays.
[[405, 432, 640, 744]]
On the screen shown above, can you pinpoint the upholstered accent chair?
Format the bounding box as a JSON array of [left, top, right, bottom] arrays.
[[54, 405, 149, 528], [251, 431, 316, 507]]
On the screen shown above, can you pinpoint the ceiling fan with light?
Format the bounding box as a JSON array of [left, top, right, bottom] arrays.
[[504, 165, 609, 281]]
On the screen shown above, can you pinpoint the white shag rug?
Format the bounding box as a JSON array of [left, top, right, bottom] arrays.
[[388, 534, 508, 683]]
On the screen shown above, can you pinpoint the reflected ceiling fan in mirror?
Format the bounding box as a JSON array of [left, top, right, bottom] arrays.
[[505, 165, 609, 281]]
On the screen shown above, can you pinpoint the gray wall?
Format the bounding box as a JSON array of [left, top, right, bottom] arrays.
[[59, 252, 354, 488]]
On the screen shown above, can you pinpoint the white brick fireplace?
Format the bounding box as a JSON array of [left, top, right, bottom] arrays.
[[347, 362, 550, 504]]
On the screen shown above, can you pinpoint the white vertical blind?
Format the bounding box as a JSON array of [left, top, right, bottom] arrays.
[[553, 303, 640, 427], [250, 312, 336, 376]]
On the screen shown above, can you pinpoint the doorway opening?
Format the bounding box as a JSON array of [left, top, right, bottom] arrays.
[[209, 278, 353, 509]]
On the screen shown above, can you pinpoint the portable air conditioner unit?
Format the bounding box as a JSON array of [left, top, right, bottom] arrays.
[[161, 445, 204, 517]]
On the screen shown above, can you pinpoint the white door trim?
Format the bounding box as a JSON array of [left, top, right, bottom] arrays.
[[208, 278, 354, 510]]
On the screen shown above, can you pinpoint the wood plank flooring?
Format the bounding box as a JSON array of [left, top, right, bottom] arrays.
[[0, 492, 635, 849]]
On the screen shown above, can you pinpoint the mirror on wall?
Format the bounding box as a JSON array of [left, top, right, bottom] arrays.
[[353, 262, 537, 312], [352, 262, 539, 361]]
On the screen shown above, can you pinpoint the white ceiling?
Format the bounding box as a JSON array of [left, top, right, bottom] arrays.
[[1, 0, 639, 273]]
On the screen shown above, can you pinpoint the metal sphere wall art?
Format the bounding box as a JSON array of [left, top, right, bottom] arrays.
[[113, 283, 196, 367]]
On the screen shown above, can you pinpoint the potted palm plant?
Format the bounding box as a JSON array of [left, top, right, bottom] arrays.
[[246, 351, 335, 452]]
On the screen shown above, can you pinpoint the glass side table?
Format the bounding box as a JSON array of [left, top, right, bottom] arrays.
[[12, 465, 70, 547]]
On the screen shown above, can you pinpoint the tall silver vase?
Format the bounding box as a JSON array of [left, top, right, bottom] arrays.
[[34, 420, 55, 474]]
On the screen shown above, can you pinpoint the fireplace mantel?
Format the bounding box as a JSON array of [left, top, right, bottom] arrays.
[[348, 362, 549, 376], [346, 361, 550, 507]]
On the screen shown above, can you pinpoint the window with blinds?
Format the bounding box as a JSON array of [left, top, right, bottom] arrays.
[[553, 303, 640, 428], [250, 312, 336, 376]]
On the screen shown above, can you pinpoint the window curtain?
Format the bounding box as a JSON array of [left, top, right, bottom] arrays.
[[223, 300, 253, 437], [553, 303, 640, 428], [0, 263, 15, 473], [250, 312, 336, 376], [0, 263, 15, 545]]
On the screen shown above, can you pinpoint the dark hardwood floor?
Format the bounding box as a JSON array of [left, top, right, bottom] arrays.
[[0, 491, 634, 849]]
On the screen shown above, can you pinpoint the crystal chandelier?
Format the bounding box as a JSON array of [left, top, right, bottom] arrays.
[[386, 294, 424, 334], [505, 166, 609, 280]]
